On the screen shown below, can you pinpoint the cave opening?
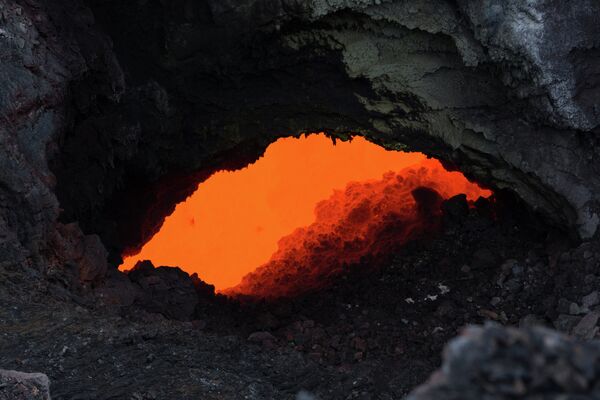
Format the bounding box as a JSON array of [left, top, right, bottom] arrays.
[[120, 133, 491, 299], [3, 1, 600, 398]]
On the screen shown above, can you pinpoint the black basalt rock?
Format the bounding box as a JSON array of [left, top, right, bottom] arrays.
[[128, 260, 199, 321]]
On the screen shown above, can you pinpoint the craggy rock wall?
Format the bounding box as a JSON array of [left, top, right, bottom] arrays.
[[1, 0, 600, 281], [0, 0, 121, 284]]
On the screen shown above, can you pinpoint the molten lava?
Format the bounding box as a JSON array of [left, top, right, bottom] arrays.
[[121, 134, 490, 296], [227, 160, 489, 298]]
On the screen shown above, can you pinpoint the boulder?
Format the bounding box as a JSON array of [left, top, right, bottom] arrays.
[[442, 194, 469, 223], [0, 369, 50, 400], [128, 260, 198, 321], [408, 324, 600, 399]]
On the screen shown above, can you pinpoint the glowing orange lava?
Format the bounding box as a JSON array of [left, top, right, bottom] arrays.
[[121, 134, 490, 293], [228, 159, 490, 298]]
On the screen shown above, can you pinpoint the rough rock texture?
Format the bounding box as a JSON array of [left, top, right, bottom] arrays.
[[0, 0, 121, 278], [127, 260, 199, 321], [0, 0, 599, 282], [408, 324, 600, 400], [0, 369, 51, 400]]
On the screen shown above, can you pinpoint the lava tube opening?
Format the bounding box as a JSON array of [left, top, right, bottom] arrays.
[[120, 134, 490, 297]]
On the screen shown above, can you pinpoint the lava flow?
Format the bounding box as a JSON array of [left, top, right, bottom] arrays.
[[227, 159, 490, 298], [121, 134, 490, 296]]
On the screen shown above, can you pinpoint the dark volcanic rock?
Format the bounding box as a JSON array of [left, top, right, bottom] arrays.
[[0, 369, 50, 400], [0, 0, 122, 274], [408, 324, 600, 400], [442, 194, 469, 224], [128, 260, 198, 320], [94, 267, 137, 306], [77, 235, 109, 284], [190, 272, 216, 299]]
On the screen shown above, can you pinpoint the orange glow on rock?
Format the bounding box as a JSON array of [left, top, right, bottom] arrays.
[[121, 134, 490, 294]]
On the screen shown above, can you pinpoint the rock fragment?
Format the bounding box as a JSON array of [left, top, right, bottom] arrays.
[[571, 312, 600, 340], [582, 291, 599, 309], [248, 331, 276, 344], [408, 324, 600, 400], [0, 369, 51, 400], [127, 260, 198, 321]]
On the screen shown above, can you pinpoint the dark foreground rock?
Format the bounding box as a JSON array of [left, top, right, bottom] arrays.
[[409, 324, 600, 400], [127, 260, 198, 321], [0, 369, 50, 400]]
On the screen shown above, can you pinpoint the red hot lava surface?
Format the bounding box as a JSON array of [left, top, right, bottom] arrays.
[[227, 158, 490, 298], [121, 134, 490, 296]]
